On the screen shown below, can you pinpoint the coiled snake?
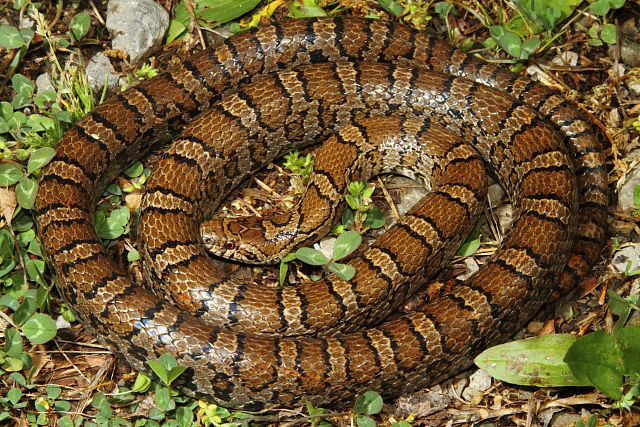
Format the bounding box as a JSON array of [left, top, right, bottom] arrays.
[[35, 17, 608, 410]]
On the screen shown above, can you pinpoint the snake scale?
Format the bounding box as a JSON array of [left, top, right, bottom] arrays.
[[35, 17, 608, 410]]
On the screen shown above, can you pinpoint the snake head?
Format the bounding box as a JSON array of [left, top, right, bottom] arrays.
[[200, 216, 275, 264]]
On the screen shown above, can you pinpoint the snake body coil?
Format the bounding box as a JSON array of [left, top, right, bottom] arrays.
[[35, 17, 607, 409]]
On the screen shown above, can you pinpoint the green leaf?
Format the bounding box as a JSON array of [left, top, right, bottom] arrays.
[[613, 325, 640, 375], [564, 330, 624, 399], [56, 416, 74, 427], [15, 178, 38, 209], [0, 228, 15, 257], [17, 228, 35, 247], [70, 12, 91, 41], [363, 207, 385, 229], [295, 247, 329, 265], [0, 25, 26, 49], [0, 101, 12, 120], [0, 294, 19, 310], [21, 313, 57, 344], [600, 23, 617, 44], [28, 239, 44, 258], [608, 290, 631, 328], [132, 372, 153, 393], [176, 406, 194, 425], [356, 415, 376, 427], [148, 360, 169, 385], [347, 181, 367, 196], [13, 296, 36, 325], [289, 0, 327, 18], [7, 111, 26, 128], [457, 237, 481, 256], [489, 26, 522, 58], [521, 38, 541, 58], [34, 90, 56, 108], [515, 0, 580, 31], [55, 400, 71, 413], [155, 387, 174, 411], [27, 147, 57, 174], [342, 207, 355, 228], [166, 19, 188, 44], [0, 163, 23, 186], [127, 249, 140, 262], [353, 391, 383, 415], [25, 258, 46, 285], [279, 259, 289, 285], [7, 387, 22, 405], [326, 262, 355, 281], [4, 328, 23, 357], [475, 334, 589, 386], [589, 0, 611, 16], [195, 0, 261, 25], [91, 392, 112, 416], [96, 206, 130, 240], [9, 372, 27, 387], [377, 0, 404, 17], [333, 231, 361, 260], [26, 114, 55, 132], [633, 184, 640, 208], [47, 384, 62, 400], [345, 194, 358, 210], [124, 161, 144, 178], [167, 364, 188, 385], [11, 73, 34, 98]]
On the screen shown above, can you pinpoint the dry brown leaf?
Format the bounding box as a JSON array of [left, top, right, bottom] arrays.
[[0, 187, 17, 224]]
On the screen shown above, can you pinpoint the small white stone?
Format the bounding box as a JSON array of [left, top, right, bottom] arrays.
[[35, 73, 55, 95], [612, 245, 640, 274], [106, 0, 169, 64], [86, 52, 119, 93]]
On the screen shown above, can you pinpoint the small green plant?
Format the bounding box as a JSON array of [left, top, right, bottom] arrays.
[[475, 290, 640, 408], [32, 385, 71, 425], [119, 64, 160, 92], [283, 150, 314, 192], [632, 184, 640, 216], [280, 230, 361, 284], [624, 260, 640, 277], [575, 414, 599, 427], [482, 0, 625, 67], [166, 0, 262, 42], [611, 236, 620, 254], [306, 400, 331, 427], [586, 0, 624, 46], [279, 230, 361, 284], [289, 0, 328, 18], [279, 180, 386, 285], [336, 181, 385, 234], [456, 218, 485, 257], [352, 391, 383, 427]]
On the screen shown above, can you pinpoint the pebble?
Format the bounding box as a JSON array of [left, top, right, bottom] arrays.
[[106, 0, 169, 64]]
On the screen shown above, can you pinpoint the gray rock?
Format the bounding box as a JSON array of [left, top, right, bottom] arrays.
[[612, 245, 640, 275], [394, 389, 451, 418], [618, 157, 640, 212], [35, 73, 55, 95], [461, 369, 492, 403], [86, 52, 118, 93], [106, 0, 169, 64]]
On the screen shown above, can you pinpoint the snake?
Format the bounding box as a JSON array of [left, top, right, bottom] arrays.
[[197, 114, 484, 266], [34, 17, 608, 410]]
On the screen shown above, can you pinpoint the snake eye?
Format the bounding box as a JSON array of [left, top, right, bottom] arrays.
[[224, 241, 236, 250]]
